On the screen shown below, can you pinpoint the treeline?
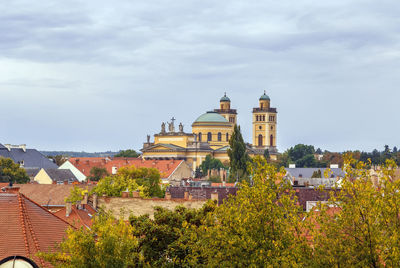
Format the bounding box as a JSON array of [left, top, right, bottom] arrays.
[[274, 144, 400, 168], [42, 149, 140, 158], [40, 157, 400, 267]]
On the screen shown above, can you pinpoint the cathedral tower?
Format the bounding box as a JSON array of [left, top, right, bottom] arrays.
[[252, 91, 277, 151], [214, 93, 237, 125]]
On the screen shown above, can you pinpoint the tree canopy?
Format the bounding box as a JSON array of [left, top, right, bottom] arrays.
[[199, 154, 225, 177], [114, 149, 140, 158], [87, 167, 109, 181], [0, 158, 30, 184], [227, 124, 250, 182]]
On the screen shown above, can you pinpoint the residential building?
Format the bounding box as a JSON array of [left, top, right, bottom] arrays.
[[0, 186, 73, 266], [34, 168, 78, 184], [0, 143, 58, 169]]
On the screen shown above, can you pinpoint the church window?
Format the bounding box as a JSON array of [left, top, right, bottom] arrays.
[[258, 134, 263, 147], [226, 133, 229, 141], [218, 132, 222, 141], [207, 132, 212, 141], [256, 115, 258, 121], [259, 126, 262, 130], [271, 126, 273, 130], [263, 115, 265, 121], [198, 133, 202, 142], [270, 135, 273, 146]]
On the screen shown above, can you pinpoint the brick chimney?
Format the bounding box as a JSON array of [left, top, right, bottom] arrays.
[[184, 190, 189, 200], [92, 193, 98, 210], [66, 202, 72, 217], [82, 193, 88, 205], [5, 186, 20, 194], [211, 190, 218, 202], [165, 191, 171, 200]]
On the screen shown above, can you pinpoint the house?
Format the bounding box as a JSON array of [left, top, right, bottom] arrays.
[[14, 184, 94, 212], [34, 168, 78, 184], [0, 143, 58, 169], [285, 166, 345, 187], [61, 157, 192, 185], [54, 193, 97, 229], [0, 186, 73, 266]]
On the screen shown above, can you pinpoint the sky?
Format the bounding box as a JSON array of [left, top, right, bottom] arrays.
[[1, 0, 399, 153]]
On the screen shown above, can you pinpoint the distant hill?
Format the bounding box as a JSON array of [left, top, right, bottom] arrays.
[[40, 151, 121, 158]]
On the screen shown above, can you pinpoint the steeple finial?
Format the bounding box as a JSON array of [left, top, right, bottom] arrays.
[[264, 90, 266, 95], [224, 92, 227, 97]]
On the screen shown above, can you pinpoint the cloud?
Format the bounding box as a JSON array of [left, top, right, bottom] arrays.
[[0, 0, 399, 152]]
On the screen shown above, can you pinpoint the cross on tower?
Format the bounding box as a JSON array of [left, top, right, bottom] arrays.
[[171, 117, 176, 125]]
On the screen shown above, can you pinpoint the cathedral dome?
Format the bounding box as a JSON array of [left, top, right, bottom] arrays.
[[259, 91, 270, 101], [194, 111, 229, 123], [220, 93, 230, 102]]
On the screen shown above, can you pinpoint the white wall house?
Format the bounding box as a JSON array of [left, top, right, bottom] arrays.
[[58, 160, 87, 182]]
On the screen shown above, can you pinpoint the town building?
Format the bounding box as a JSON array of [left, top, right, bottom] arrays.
[[60, 157, 191, 185], [33, 168, 78, 184], [141, 92, 278, 170], [0, 143, 58, 169], [0, 186, 73, 266]]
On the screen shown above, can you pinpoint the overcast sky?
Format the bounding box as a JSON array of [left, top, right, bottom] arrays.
[[1, 0, 399, 153]]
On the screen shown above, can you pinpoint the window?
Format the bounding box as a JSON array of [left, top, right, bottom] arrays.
[[271, 126, 273, 130], [258, 134, 263, 147], [261, 103, 264, 109], [207, 132, 212, 141], [256, 115, 259, 121], [226, 133, 229, 141], [218, 132, 222, 141], [198, 133, 202, 142], [259, 126, 262, 130], [270, 135, 273, 146], [269, 116, 275, 122], [263, 115, 265, 121]]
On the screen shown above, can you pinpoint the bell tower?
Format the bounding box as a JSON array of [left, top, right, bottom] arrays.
[[215, 92, 237, 125], [252, 91, 277, 151]]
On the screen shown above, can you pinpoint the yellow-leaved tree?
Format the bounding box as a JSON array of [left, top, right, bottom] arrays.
[[311, 154, 400, 267], [180, 156, 313, 267]]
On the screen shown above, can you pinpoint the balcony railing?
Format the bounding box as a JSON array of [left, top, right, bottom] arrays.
[[252, 107, 277, 113]]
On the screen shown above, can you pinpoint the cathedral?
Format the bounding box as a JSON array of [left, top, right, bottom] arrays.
[[141, 92, 278, 171]]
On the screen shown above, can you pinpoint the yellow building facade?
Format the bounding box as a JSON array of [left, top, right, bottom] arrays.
[[141, 93, 278, 171]]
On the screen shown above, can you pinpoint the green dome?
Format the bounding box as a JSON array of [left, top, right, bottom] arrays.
[[260, 90, 270, 100], [194, 111, 229, 123], [220, 93, 230, 102]]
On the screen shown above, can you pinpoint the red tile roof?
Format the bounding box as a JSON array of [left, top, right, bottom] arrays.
[[68, 157, 184, 178], [211, 183, 236, 187], [0, 190, 73, 266], [54, 204, 96, 229]]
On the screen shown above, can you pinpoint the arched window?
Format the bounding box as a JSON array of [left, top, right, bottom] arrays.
[[218, 132, 222, 141], [198, 133, 202, 142], [207, 132, 212, 141], [226, 133, 229, 141], [258, 134, 263, 147], [263, 115, 265, 121], [270, 135, 273, 146], [256, 115, 259, 121]]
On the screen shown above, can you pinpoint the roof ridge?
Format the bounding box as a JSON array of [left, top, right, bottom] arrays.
[[20, 193, 76, 229], [17, 193, 30, 257]]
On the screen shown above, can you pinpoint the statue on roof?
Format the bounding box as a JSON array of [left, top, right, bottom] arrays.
[[147, 135, 150, 143], [161, 122, 166, 133], [179, 122, 184, 132], [168, 117, 176, 132]]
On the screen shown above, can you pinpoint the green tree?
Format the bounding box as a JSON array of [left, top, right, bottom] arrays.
[[227, 124, 250, 182], [47, 155, 67, 166], [39, 212, 141, 268], [114, 149, 140, 158], [0, 158, 30, 184], [183, 156, 312, 267], [87, 167, 109, 181], [129, 202, 217, 266], [65, 186, 89, 204], [311, 155, 400, 267], [93, 166, 163, 198], [199, 154, 225, 177]]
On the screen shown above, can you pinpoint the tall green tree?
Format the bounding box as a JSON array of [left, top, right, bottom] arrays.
[[0, 158, 30, 184], [227, 124, 250, 182]]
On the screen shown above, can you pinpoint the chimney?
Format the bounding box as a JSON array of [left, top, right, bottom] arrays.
[[165, 191, 171, 200], [82, 193, 88, 205], [66, 202, 72, 217], [184, 191, 189, 200], [289, 164, 296, 168], [211, 190, 218, 202], [63, 180, 68, 185], [93, 193, 98, 210], [132, 191, 140, 198], [5, 186, 20, 194], [188, 193, 193, 200]]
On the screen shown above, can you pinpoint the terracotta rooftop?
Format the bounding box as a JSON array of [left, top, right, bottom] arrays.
[[54, 204, 96, 229], [68, 157, 184, 178], [14, 184, 94, 207], [0, 189, 73, 266]]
